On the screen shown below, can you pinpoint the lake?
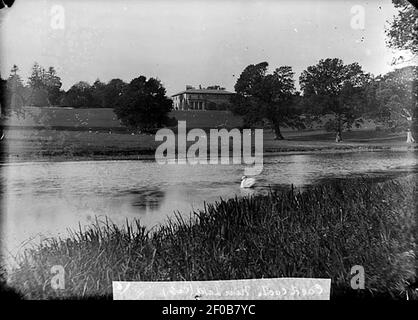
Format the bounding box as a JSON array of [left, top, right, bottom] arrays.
[[1, 150, 417, 257]]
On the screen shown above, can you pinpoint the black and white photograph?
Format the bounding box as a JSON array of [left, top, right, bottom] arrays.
[[0, 0, 417, 304]]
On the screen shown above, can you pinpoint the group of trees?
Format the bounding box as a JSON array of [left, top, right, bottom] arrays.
[[1, 0, 416, 139], [230, 62, 303, 140], [231, 58, 417, 141], [113, 76, 173, 131], [0, 62, 172, 133], [60, 75, 173, 132], [61, 78, 129, 109], [230, 0, 417, 141], [386, 0, 418, 56], [2, 63, 63, 115], [299, 59, 371, 141], [0, 62, 132, 113], [366, 66, 417, 132], [1, 58, 416, 140]]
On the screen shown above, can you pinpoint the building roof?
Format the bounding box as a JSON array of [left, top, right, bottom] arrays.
[[172, 88, 235, 97]]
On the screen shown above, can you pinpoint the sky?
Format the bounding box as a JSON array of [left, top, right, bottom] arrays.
[[0, 0, 409, 96]]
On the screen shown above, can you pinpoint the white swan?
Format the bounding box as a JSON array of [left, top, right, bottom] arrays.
[[240, 175, 256, 188]]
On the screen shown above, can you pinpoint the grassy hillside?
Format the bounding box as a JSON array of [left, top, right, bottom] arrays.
[[1, 106, 411, 162], [5, 107, 378, 132], [171, 110, 243, 128], [4, 107, 243, 130], [5, 107, 122, 129]]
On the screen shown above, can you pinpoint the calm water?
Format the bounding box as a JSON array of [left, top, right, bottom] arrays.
[[1, 150, 417, 256]]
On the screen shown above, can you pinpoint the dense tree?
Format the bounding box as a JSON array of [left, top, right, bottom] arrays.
[[27, 62, 63, 106], [231, 62, 302, 139], [299, 58, 371, 141], [6, 65, 26, 115], [384, 0, 417, 141], [113, 76, 172, 132], [366, 66, 418, 140], [27, 62, 48, 106], [61, 81, 95, 108], [91, 79, 106, 108], [27, 62, 45, 89], [44, 67, 63, 105], [103, 78, 127, 109], [60, 78, 127, 108], [0, 75, 6, 117], [386, 0, 418, 56]]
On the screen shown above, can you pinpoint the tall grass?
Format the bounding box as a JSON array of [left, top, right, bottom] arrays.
[[3, 176, 417, 300]]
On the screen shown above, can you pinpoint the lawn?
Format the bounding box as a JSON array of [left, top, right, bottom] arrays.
[[2, 126, 411, 162], [1, 106, 414, 162], [4, 107, 243, 130]]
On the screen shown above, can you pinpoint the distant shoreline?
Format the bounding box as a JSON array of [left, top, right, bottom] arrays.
[[2, 144, 416, 164], [2, 121, 416, 164]]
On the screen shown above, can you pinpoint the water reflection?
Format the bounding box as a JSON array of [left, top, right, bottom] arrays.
[[128, 187, 166, 212], [1, 151, 417, 256]]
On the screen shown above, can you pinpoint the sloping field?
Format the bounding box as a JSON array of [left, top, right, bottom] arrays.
[[4, 107, 243, 130], [171, 110, 243, 128]]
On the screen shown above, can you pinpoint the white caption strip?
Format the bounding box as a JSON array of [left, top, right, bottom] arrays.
[[113, 278, 331, 300]]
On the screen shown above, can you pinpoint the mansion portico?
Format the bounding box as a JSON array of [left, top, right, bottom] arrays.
[[172, 85, 234, 111]]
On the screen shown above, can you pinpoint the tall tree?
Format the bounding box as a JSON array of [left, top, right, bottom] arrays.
[[366, 66, 418, 140], [27, 63, 63, 106], [61, 81, 94, 108], [27, 62, 45, 90], [0, 75, 7, 117], [231, 62, 302, 139], [44, 67, 63, 105], [27, 62, 48, 106], [385, 0, 418, 141], [386, 0, 418, 56], [113, 76, 172, 132], [103, 78, 127, 109], [6, 65, 26, 115], [91, 79, 106, 108], [299, 58, 371, 141]]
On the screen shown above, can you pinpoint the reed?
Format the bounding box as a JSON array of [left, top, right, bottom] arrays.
[[3, 176, 417, 300]]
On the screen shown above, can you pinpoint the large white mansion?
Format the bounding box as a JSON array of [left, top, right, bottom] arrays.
[[171, 85, 234, 111]]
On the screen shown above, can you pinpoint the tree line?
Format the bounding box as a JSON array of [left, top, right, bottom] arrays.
[[0, 63, 173, 132], [1, 58, 416, 140], [0, 0, 416, 139], [230, 0, 417, 141], [232, 59, 417, 141], [0, 62, 133, 112]]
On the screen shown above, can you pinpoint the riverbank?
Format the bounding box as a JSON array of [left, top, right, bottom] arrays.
[[2, 127, 416, 163], [2, 146, 417, 164], [3, 175, 417, 300]]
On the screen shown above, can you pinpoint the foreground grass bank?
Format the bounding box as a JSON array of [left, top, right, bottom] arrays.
[[4, 176, 417, 300]]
